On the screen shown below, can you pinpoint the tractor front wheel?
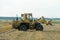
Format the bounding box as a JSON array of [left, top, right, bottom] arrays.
[[35, 24, 43, 31]]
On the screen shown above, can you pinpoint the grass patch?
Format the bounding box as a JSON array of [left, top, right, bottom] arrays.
[[52, 20, 60, 24]]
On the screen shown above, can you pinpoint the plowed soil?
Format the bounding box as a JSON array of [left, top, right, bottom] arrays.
[[0, 20, 60, 40]]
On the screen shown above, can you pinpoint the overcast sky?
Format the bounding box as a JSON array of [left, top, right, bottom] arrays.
[[0, 0, 60, 18]]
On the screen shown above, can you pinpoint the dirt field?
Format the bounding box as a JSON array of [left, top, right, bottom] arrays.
[[0, 20, 60, 40]]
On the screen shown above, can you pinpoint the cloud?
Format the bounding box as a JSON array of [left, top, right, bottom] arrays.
[[0, 0, 60, 18]]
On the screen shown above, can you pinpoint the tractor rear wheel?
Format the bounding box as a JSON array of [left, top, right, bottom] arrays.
[[18, 25, 27, 31]]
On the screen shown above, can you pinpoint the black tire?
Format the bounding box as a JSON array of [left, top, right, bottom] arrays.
[[18, 25, 27, 31], [35, 24, 43, 31]]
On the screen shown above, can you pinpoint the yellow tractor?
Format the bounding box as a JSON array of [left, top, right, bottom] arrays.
[[12, 13, 43, 31], [12, 13, 52, 31]]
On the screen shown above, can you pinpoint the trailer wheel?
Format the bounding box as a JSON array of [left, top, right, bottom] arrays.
[[36, 24, 43, 31], [18, 25, 27, 31]]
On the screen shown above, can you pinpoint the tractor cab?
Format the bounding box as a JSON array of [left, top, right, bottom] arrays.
[[21, 13, 33, 22]]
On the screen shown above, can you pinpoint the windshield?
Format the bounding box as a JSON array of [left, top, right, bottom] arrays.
[[27, 15, 33, 20]]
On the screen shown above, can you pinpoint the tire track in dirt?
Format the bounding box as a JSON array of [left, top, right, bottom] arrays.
[[14, 30, 35, 40], [16, 31, 60, 40], [43, 31, 55, 40], [43, 31, 60, 40], [0, 29, 19, 40], [0, 30, 60, 40], [0, 29, 16, 34], [15, 31, 51, 40], [30, 31, 48, 40]]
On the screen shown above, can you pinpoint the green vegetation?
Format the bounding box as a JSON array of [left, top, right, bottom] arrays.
[[52, 20, 60, 24]]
